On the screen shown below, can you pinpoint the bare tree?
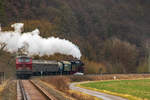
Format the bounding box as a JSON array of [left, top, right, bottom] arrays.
[[0, 43, 6, 56], [144, 39, 150, 73], [17, 42, 29, 56], [102, 38, 138, 73]]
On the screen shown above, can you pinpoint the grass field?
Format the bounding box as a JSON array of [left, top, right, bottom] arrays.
[[81, 79, 150, 100]]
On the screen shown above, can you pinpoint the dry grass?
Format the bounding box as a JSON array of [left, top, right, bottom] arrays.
[[41, 76, 70, 92], [0, 80, 7, 92], [0, 80, 17, 100], [67, 90, 100, 100]]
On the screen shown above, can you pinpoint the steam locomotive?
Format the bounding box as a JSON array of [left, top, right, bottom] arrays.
[[16, 56, 84, 78]]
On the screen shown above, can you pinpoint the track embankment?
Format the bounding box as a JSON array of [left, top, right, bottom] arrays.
[[17, 80, 57, 100]]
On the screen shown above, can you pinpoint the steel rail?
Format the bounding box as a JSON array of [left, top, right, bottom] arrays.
[[19, 80, 29, 100]]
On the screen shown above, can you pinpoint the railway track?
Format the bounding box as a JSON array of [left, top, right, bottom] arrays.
[[17, 80, 57, 100]]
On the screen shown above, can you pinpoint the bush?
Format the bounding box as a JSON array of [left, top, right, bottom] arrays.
[[82, 58, 106, 74], [41, 76, 70, 91]]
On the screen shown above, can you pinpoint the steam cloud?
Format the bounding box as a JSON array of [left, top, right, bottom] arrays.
[[0, 23, 81, 59]]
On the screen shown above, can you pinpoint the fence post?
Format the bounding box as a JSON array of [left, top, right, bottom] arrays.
[[0, 72, 5, 84], [0, 72, 4, 84], [3, 72, 4, 83], [0, 72, 1, 84]]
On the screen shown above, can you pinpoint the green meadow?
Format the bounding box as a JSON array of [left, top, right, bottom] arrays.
[[81, 79, 150, 100]]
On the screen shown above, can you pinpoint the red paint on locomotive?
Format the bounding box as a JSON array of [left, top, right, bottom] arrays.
[[16, 56, 32, 70], [16, 56, 32, 78]]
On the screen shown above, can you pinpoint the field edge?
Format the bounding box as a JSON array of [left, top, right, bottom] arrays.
[[77, 79, 149, 100]]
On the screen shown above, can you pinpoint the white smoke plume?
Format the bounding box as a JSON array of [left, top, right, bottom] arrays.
[[0, 23, 81, 59]]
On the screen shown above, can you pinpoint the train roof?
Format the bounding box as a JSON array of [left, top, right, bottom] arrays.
[[16, 56, 31, 58], [61, 61, 71, 64], [32, 60, 58, 64]]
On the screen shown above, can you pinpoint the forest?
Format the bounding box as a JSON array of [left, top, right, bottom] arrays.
[[0, 0, 150, 76]]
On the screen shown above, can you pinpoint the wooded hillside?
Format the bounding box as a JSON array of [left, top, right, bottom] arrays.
[[0, 0, 150, 74]]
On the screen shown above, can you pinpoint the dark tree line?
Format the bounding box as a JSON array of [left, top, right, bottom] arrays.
[[0, 0, 150, 73]]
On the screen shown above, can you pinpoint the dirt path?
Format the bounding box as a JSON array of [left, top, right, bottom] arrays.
[[69, 82, 128, 100]]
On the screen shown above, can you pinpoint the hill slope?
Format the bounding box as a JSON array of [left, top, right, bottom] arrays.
[[0, 0, 150, 74]]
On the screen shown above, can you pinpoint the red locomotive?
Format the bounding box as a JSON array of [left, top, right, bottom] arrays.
[[16, 56, 32, 78]]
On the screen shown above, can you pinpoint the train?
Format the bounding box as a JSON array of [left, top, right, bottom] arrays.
[[16, 56, 84, 78]]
